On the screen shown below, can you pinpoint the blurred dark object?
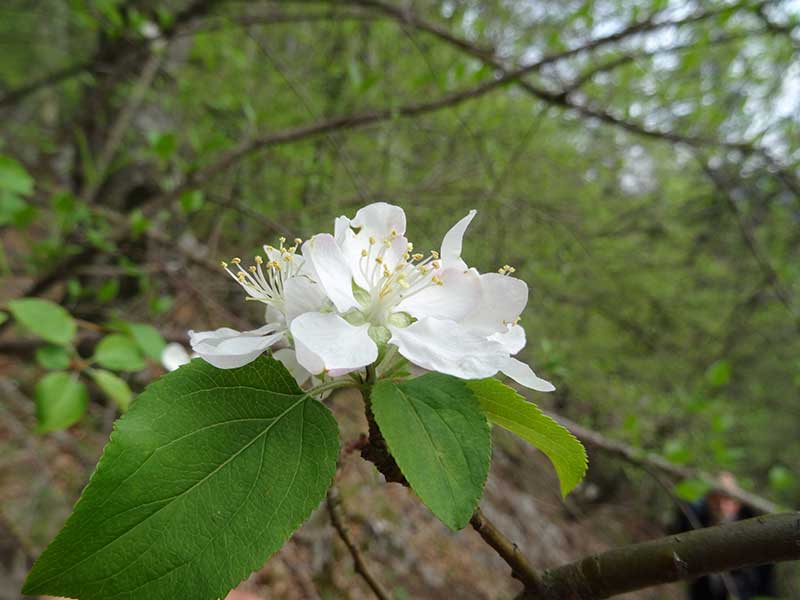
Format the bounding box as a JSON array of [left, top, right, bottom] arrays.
[[673, 473, 777, 600]]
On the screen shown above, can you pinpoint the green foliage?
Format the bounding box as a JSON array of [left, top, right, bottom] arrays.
[[0, 311, 7, 325], [468, 379, 587, 498], [0, 154, 33, 195], [8, 298, 76, 346], [705, 360, 732, 388], [0, 154, 35, 226], [88, 369, 132, 412], [93, 333, 145, 371], [35, 372, 88, 433], [35, 345, 72, 370], [116, 321, 167, 360], [370, 373, 490, 530], [23, 355, 339, 600], [674, 478, 712, 502]]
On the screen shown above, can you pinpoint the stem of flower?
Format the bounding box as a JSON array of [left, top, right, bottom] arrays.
[[306, 379, 361, 398]]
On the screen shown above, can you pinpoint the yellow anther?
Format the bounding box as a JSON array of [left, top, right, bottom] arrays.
[[369, 236, 376, 245], [283, 253, 293, 262], [254, 255, 263, 264], [432, 261, 441, 269], [498, 268, 506, 274], [361, 249, 368, 257], [237, 272, 246, 281], [269, 260, 282, 271], [279, 236, 286, 244], [383, 239, 392, 248], [220, 261, 228, 268], [390, 228, 398, 238], [375, 257, 383, 264], [430, 250, 439, 259], [407, 242, 414, 251], [294, 238, 302, 245], [432, 275, 444, 286], [399, 279, 410, 289], [412, 253, 424, 261], [509, 267, 516, 273], [418, 265, 429, 274], [383, 266, 391, 278], [231, 257, 241, 264], [288, 245, 297, 253], [249, 266, 257, 273]]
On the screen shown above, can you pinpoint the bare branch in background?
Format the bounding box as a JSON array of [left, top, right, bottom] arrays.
[[326, 486, 392, 600]]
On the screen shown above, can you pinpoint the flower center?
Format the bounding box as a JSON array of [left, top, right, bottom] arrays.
[[356, 230, 443, 324], [221, 236, 306, 311]]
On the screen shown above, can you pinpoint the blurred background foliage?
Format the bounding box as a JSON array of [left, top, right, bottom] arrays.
[[0, 0, 799, 597]]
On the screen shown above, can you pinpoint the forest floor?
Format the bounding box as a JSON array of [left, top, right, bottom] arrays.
[[1, 380, 682, 600]]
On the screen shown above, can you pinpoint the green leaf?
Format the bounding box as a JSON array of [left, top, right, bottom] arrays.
[[117, 322, 167, 360], [23, 355, 339, 600], [705, 359, 731, 387], [0, 155, 34, 195], [93, 333, 146, 371], [179, 189, 204, 213], [35, 372, 88, 432], [8, 298, 77, 345], [468, 378, 587, 498], [0, 310, 7, 325], [35, 345, 72, 370], [371, 373, 490, 530], [89, 369, 133, 412], [674, 478, 711, 502]]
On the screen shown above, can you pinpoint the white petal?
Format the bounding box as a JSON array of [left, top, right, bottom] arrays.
[[334, 215, 352, 244], [440, 209, 476, 270], [283, 276, 327, 323], [500, 357, 555, 392], [273, 348, 312, 387], [389, 318, 507, 380], [350, 202, 406, 237], [396, 267, 480, 321], [303, 234, 357, 312], [161, 343, 191, 371], [290, 312, 377, 375], [461, 273, 529, 335], [188, 325, 283, 369], [489, 324, 526, 355]]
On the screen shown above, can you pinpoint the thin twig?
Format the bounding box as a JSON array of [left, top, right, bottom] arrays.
[[326, 486, 391, 600], [470, 507, 544, 594]]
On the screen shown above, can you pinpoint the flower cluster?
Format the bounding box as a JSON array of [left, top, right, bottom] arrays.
[[189, 203, 554, 392]]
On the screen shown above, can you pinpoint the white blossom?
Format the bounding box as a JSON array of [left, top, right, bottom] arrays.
[[293, 203, 554, 391], [188, 237, 326, 370]]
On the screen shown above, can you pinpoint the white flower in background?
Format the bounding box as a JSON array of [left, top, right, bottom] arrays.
[[161, 342, 193, 372], [292, 203, 554, 391], [189, 237, 326, 370]]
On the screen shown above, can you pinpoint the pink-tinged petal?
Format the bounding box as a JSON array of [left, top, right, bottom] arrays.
[[283, 276, 327, 323], [500, 357, 555, 392], [440, 209, 476, 270], [290, 312, 377, 375], [350, 202, 406, 237], [489, 324, 526, 355], [303, 234, 357, 312], [273, 348, 312, 387], [388, 317, 507, 380], [161, 343, 191, 371], [396, 267, 480, 321], [188, 325, 284, 369], [461, 273, 529, 335]]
